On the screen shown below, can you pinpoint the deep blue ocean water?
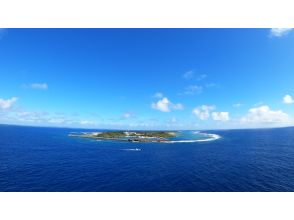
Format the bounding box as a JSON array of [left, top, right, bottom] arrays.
[[1, 124, 294, 192]]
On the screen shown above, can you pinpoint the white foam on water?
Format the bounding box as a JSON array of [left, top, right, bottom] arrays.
[[168, 133, 221, 143], [121, 148, 142, 151], [195, 133, 221, 142]]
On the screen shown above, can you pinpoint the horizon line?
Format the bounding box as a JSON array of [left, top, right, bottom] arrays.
[[0, 123, 293, 132]]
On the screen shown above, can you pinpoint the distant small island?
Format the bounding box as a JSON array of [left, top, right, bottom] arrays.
[[69, 131, 178, 142]]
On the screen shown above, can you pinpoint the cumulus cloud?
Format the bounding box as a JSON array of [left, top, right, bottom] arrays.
[[152, 97, 184, 112], [193, 105, 230, 122], [0, 97, 18, 110], [212, 112, 230, 121], [192, 105, 215, 120], [270, 28, 292, 37], [152, 97, 170, 112], [240, 105, 290, 124], [283, 95, 294, 104]]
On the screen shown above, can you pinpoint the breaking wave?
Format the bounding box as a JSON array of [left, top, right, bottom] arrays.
[[169, 133, 221, 143]]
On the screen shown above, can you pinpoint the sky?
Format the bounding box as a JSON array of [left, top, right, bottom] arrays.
[[1, 28, 294, 130]]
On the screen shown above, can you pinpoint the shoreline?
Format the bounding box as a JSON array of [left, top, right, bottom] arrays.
[[68, 133, 171, 143], [69, 131, 221, 143]]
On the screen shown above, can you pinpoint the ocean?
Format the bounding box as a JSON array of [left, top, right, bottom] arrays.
[[1, 124, 294, 192]]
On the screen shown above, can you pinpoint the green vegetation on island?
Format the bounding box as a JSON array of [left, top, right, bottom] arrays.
[[95, 131, 176, 139], [94, 131, 126, 138], [69, 131, 178, 142]]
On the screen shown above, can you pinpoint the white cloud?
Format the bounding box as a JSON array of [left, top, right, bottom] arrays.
[[154, 92, 164, 98], [240, 105, 290, 124], [183, 70, 194, 79], [152, 97, 170, 112], [270, 28, 292, 37], [283, 95, 294, 104], [30, 83, 48, 90], [212, 112, 230, 121], [0, 97, 18, 110], [192, 105, 215, 120], [182, 85, 203, 95], [152, 97, 184, 112]]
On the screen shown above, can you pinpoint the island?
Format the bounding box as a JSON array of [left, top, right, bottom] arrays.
[[69, 131, 178, 142]]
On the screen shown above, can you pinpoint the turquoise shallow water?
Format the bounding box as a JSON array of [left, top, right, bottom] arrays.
[[1, 125, 294, 192], [169, 131, 221, 142]]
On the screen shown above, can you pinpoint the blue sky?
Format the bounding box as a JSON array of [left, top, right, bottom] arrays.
[[1, 28, 294, 130]]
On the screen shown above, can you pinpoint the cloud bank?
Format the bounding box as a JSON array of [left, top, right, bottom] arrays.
[[241, 105, 290, 124]]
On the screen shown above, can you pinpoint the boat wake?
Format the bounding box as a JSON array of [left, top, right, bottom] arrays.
[[121, 148, 142, 151]]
